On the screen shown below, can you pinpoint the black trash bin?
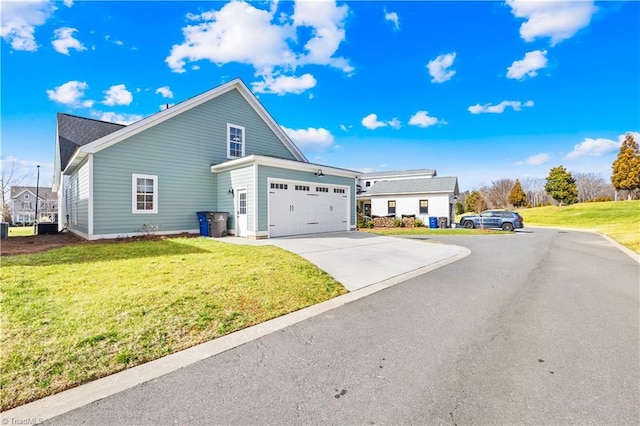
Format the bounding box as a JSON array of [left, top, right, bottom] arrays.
[[0, 222, 8, 239], [438, 217, 448, 229], [196, 212, 211, 236], [206, 212, 229, 238]]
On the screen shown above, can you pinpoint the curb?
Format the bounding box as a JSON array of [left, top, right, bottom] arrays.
[[1, 246, 470, 424]]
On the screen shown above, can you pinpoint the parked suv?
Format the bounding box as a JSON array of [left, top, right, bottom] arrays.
[[459, 210, 524, 231]]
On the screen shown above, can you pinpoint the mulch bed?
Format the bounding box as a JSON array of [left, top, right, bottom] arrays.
[[1, 232, 199, 256]]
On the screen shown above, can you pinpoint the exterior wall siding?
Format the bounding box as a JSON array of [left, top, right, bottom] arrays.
[[256, 166, 355, 233], [371, 193, 451, 224], [215, 166, 254, 233], [61, 160, 89, 234], [91, 88, 297, 236]]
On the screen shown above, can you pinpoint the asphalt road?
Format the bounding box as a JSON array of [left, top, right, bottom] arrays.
[[47, 228, 639, 425]]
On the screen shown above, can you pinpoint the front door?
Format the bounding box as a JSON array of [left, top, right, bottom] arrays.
[[236, 189, 247, 237]]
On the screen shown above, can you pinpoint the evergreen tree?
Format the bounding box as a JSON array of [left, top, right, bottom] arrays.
[[465, 190, 487, 212], [611, 133, 640, 200], [545, 165, 578, 206], [508, 179, 527, 208]]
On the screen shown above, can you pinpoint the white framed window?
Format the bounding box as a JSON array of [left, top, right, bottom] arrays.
[[227, 123, 245, 159], [132, 174, 158, 214], [24, 194, 30, 200]]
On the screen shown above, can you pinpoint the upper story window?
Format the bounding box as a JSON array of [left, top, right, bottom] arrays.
[[24, 194, 30, 200], [365, 181, 371, 187], [227, 124, 245, 159], [132, 174, 158, 214], [388, 200, 396, 215]]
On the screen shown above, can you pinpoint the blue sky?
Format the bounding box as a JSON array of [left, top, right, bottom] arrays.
[[2, 0, 639, 191]]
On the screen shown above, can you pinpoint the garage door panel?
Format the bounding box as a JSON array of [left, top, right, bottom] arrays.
[[269, 180, 349, 237]]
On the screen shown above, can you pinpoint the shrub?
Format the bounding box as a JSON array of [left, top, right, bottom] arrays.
[[415, 218, 424, 227], [393, 218, 403, 227], [454, 202, 465, 215]]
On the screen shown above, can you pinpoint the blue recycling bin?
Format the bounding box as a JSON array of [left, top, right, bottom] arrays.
[[196, 212, 210, 236], [429, 216, 438, 229]]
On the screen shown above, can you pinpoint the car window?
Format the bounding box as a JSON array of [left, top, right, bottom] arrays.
[[482, 211, 492, 217]]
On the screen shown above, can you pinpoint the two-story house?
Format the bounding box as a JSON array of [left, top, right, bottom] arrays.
[[53, 78, 360, 240], [10, 186, 58, 225]]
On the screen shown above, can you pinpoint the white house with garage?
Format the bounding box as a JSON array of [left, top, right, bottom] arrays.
[[356, 169, 459, 227], [53, 78, 359, 240]]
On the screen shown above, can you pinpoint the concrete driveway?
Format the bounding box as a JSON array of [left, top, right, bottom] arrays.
[[221, 231, 468, 291]]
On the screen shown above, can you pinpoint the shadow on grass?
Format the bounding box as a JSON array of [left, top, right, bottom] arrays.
[[1, 239, 218, 267]]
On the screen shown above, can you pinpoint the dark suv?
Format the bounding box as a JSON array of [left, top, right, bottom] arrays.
[[459, 210, 524, 231]]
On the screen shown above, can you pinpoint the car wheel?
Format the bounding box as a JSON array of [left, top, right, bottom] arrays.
[[463, 220, 474, 229], [502, 222, 514, 232]]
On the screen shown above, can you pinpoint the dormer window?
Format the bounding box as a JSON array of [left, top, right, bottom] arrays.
[[24, 194, 30, 200], [227, 124, 245, 159]]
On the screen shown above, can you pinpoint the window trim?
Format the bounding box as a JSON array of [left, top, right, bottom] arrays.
[[388, 200, 396, 215], [419, 199, 429, 215], [227, 123, 246, 159], [132, 174, 158, 214]]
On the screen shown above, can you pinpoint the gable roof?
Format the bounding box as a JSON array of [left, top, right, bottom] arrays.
[[366, 176, 459, 195], [55, 78, 307, 181], [360, 169, 437, 179], [57, 113, 126, 171], [11, 186, 56, 200]]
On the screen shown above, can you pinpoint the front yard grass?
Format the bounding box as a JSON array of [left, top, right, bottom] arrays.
[[0, 237, 346, 411], [360, 227, 510, 236], [9, 226, 35, 237]]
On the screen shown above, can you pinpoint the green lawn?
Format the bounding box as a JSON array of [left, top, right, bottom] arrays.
[[519, 200, 640, 253], [9, 226, 35, 237], [1, 237, 346, 411], [360, 227, 510, 236]]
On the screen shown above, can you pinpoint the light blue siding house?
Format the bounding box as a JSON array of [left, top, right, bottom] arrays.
[[53, 78, 359, 240]]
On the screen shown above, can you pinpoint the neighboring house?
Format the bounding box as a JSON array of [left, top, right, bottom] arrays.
[[53, 78, 359, 240], [356, 170, 459, 226], [9, 186, 58, 225]]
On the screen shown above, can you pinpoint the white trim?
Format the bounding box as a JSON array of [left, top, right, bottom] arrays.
[[226, 123, 246, 159], [63, 79, 307, 175], [253, 164, 258, 233], [211, 154, 360, 179], [132, 174, 158, 214], [88, 155, 94, 236], [365, 190, 454, 197], [74, 228, 200, 241]]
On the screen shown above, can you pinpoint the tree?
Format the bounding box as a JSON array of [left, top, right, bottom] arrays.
[[466, 190, 487, 213], [574, 172, 612, 202], [486, 178, 515, 209], [1, 159, 24, 223], [611, 133, 640, 200], [508, 179, 527, 207], [545, 165, 578, 206]]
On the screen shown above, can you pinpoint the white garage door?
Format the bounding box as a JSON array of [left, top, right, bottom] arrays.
[[268, 180, 349, 237]]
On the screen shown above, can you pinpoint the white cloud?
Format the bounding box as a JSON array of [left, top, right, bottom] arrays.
[[388, 118, 401, 129], [384, 10, 399, 31], [468, 100, 534, 114], [361, 113, 393, 130], [252, 73, 317, 95], [408, 111, 447, 128], [105, 34, 124, 46], [63, 0, 73, 7], [340, 124, 351, 132], [155, 86, 174, 99], [565, 138, 619, 160], [166, 0, 352, 81], [281, 126, 334, 150], [82, 100, 94, 108], [507, 49, 547, 80], [98, 112, 143, 125], [516, 153, 550, 166], [427, 52, 456, 83], [506, 0, 597, 46], [0, 0, 55, 51], [46, 80, 88, 105], [52, 27, 86, 55], [1, 156, 54, 187], [102, 84, 133, 106]]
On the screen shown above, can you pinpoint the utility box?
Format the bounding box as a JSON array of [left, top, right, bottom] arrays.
[[207, 212, 229, 238], [37, 223, 58, 235]]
